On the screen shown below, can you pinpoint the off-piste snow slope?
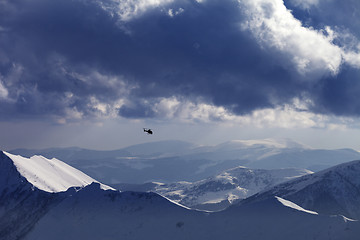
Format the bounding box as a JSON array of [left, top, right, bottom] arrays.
[[239, 160, 360, 220], [0, 151, 112, 240], [138, 166, 312, 211], [1, 151, 359, 240], [2, 152, 113, 193]]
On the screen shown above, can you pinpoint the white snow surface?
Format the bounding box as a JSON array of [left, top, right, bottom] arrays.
[[23, 185, 360, 240], [1, 150, 360, 240], [275, 196, 318, 215], [240, 160, 360, 220], [153, 166, 312, 210], [3, 152, 113, 192]]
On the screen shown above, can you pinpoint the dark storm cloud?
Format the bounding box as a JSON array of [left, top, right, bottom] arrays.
[[283, 0, 360, 116], [310, 64, 360, 116], [285, 0, 360, 39], [0, 0, 359, 121], [118, 99, 157, 119], [0, 0, 129, 119]]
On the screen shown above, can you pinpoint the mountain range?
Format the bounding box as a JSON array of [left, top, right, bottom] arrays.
[[10, 139, 360, 184], [1, 149, 360, 239], [114, 166, 313, 211], [239, 159, 360, 220]]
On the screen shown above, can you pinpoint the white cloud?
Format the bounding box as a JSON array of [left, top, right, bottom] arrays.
[[99, 0, 360, 75], [287, 0, 322, 9], [101, 0, 174, 21], [239, 0, 344, 78], [0, 80, 8, 100], [239, 0, 360, 77], [149, 97, 236, 123], [141, 96, 353, 130], [0, 63, 24, 101], [343, 48, 360, 68], [167, 7, 184, 17]]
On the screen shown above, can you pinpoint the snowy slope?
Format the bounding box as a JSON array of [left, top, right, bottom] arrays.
[[1, 151, 360, 240], [275, 196, 318, 215], [3, 152, 112, 192], [23, 183, 360, 240], [0, 151, 113, 240], [149, 166, 312, 211], [239, 160, 360, 220], [0, 151, 61, 240]]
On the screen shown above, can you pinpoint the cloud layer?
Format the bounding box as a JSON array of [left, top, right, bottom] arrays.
[[0, 0, 360, 124]]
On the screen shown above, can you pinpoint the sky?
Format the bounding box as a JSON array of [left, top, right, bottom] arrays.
[[1, 0, 360, 151]]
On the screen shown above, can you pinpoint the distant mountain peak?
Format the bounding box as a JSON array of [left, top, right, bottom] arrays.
[[216, 138, 310, 150], [122, 140, 197, 157]]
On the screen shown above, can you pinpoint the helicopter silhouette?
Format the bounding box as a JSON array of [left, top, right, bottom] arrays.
[[143, 128, 153, 135]]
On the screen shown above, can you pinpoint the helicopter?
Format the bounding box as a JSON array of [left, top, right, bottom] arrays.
[[143, 128, 153, 135]]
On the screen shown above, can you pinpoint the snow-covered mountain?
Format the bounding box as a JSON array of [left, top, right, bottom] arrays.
[[23, 184, 360, 240], [0, 151, 61, 240], [1, 150, 360, 240], [239, 160, 360, 220], [10, 139, 360, 184], [0, 151, 112, 240], [2, 152, 112, 192], [115, 167, 312, 211], [162, 167, 312, 211]]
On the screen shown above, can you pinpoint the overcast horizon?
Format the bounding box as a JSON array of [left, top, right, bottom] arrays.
[[1, 0, 360, 151]]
